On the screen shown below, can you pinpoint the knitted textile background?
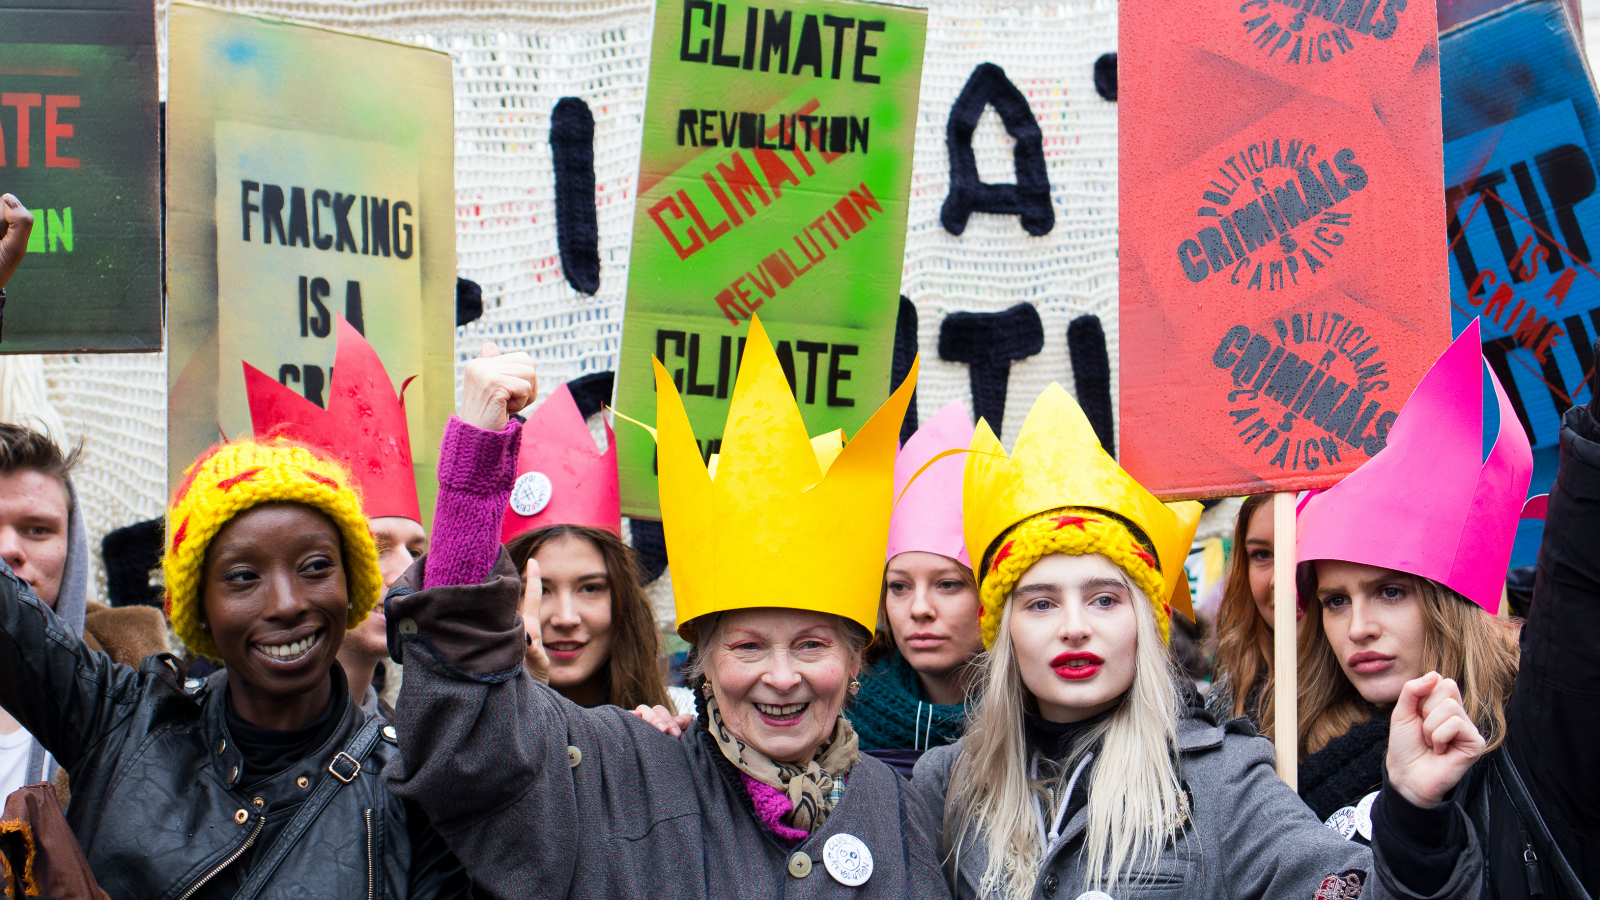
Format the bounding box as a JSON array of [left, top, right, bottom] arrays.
[[36, 0, 1126, 612]]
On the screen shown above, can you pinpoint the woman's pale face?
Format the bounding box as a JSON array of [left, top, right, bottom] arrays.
[[884, 551, 982, 680], [1245, 502, 1277, 626], [528, 534, 614, 692], [1008, 553, 1139, 723], [707, 608, 858, 766], [1314, 560, 1428, 706]]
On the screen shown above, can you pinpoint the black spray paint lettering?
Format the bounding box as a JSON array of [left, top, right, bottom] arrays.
[[1179, 144, 1365, 289], [1211, 311, 1398, 467]]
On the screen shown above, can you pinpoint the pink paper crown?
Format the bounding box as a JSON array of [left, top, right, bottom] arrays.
[[886, 400, 974, 567], [501, 383, 622, 541], [243, 316, 421, 523], [1297, 319, 1533, 613]]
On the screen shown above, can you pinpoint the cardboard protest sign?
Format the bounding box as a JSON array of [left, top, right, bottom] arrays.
[[613, 0, 926, 519], [1442, 0, 1600, 566], [0, 0, 160, 352], [1118, 0, 1450, 499], [166, 3, 455, 519]]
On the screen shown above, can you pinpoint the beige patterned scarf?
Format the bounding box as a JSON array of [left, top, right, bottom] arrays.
[[705, 694, 860, 833]]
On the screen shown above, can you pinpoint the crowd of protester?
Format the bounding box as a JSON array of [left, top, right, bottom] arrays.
[[0, 181, 1595, 900]]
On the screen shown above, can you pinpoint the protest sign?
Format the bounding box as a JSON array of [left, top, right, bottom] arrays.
[[166, 3, 455, 519], [1442, 0, 1600, 566], [613, 0, 927, 519], [0, 0, 160, 352], [1118, 0, 1450, 500]]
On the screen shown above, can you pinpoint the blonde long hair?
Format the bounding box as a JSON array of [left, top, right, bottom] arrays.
[[1298, 570, 1521, 757], [943, 568, 1185, 898]]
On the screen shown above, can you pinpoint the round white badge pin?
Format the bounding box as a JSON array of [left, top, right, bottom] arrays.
[[509, 472, 553, 516], [822, 833, 873, 886], [1074, 892, 1116, 900], [1354, 790, 1378, 841], [1324, 805, 1360, 840]]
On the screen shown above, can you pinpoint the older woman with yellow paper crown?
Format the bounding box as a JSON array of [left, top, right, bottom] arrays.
[[907, 385, 1491, 900], [384, 321, 949, 899]]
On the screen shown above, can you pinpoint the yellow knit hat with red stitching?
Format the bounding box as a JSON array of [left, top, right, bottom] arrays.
[[164, 438, 383, 659], [978, 508, 1171, 647]]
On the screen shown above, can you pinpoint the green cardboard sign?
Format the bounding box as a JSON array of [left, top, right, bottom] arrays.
[[616, 0, 927, 519], [0, 0, 160, 352]]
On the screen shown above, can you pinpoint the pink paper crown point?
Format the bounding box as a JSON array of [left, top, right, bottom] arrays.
[[243, 316, 421, 523], [1297, 318, 1533, 613], [887, 400, 975, 568], [501, 382, 622, 541]]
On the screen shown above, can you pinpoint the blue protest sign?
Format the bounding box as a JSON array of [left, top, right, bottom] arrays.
[[1443, 0, 1600, 566]]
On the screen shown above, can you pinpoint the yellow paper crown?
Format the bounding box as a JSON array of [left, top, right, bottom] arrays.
[[650, 316, 917, 639], [963, 383, 1203, 620]]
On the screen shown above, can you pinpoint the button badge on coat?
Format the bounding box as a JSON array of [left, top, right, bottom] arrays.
[[822, 834, 872, 886], [510, 472, 554, 516], [1074, 892, 1116, 900], [1354, 790, 1377, 841]]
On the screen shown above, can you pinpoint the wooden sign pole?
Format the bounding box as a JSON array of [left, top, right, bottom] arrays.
[[1273, 491, 1299, 787]]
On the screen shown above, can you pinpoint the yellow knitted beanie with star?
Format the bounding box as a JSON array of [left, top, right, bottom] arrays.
[[978, 508, 1172, 648], [164, 438, 382, 659]]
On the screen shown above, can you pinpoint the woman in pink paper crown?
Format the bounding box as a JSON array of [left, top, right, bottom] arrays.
[[848, 400, 985, 776], [498, 381, 681, 716], [1293, 320, 1599, 900]]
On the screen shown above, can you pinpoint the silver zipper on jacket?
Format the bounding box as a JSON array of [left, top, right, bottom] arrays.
[[176, 814, 266, 900], [365, 808, 374, 900]]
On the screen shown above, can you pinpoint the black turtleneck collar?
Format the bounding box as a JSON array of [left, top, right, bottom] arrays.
[[1026, 710, 1111, 761], [226, 664, 351, 786]]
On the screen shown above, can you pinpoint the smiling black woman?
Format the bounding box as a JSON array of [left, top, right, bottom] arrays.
[[0, 437, 468, 900]]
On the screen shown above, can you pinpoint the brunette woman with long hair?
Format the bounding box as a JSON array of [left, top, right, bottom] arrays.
[[506, 524, 675, 712]]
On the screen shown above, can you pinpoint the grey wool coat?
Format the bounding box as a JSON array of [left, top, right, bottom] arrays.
[[909, 716, 1484, 900], [383, 550, 951, 900]]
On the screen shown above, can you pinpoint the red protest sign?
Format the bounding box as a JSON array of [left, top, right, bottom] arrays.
[[1118, 0, 1451, 499]]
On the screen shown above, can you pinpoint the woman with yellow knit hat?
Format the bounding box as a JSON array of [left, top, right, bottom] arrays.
[[907, 385, 1491, 900], [0, 437, 467, 900]]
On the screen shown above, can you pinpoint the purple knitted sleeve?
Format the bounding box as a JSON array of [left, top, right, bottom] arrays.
[[423, 415, 522, 590]]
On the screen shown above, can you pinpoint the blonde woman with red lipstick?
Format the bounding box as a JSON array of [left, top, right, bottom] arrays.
[[908, 386, 1490, 900]]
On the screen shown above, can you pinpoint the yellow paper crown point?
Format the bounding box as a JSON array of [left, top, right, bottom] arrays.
[[964, 383, 1199, 619], [650, 315, 917, 638]]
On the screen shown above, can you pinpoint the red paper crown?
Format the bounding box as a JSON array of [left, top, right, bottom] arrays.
[[502, 383, 622, 540], [243, 316, 421, 523]]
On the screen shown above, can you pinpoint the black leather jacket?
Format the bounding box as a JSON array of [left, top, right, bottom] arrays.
[[0, 563, 469, 900]]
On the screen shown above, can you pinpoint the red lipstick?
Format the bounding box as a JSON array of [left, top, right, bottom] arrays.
[[1050, 651, 1104, 681]]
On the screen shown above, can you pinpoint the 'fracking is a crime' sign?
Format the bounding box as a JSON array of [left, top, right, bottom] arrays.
[[166, 3, 456, 521]]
